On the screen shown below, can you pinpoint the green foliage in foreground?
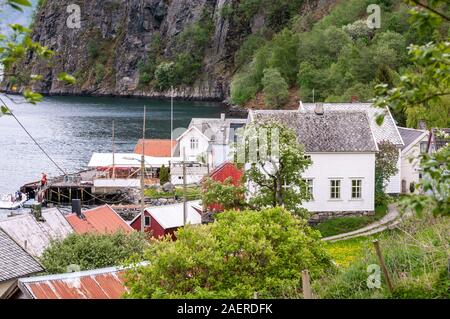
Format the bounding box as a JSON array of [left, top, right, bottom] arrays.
[[40, 232, 148, 274], [124, 207, 333, 299], [315, 215, 450, 299]]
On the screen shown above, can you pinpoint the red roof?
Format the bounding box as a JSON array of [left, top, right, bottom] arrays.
[[66, 205, 134, 235], [19, 267, 127, 299], [134, 139, 176, 157]]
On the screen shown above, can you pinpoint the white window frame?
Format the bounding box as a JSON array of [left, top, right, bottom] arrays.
[[190, 137, 199, 150], [303, 178, 314, 200], [351, 179, 363, 199], [144, 216, 151, 227], [330, 179, 342, 200]]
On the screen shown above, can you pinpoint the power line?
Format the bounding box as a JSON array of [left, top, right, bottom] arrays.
[[0, 95, 67, 175]]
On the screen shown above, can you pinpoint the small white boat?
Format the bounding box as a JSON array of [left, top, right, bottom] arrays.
[[0, 193, 28, 210]]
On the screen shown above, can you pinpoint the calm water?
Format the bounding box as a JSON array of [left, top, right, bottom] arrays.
[[0, 95, 227, 195]]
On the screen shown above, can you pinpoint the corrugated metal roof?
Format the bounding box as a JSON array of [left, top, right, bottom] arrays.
[[0, 229, 43, 283], [19, 266, 127, 299], [300, 103, 404, 146], [0, 208, 74, 257], [134, 139, 177, 157], [145, 200, 202, 229], [88, 153, 181, 168], [66, 205, 134, 235]]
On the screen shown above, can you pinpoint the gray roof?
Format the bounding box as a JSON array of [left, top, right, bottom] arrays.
[[189, 118, 247, 144], [250, 110, 378, 153], [0, 208, 74, 257], [0, 228, 43, 283], [398, 127, 428, 150], [301, 103, 404, 146]]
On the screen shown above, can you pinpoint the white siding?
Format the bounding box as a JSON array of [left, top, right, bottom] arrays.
[[178, 129, 209, 162], [210, 144, 232, 168], [401, 136, 428, 193], [302, 153, 375, 212], [385, 148, 402, 194]]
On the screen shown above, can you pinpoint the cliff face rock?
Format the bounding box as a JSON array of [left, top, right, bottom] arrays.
[[15, 0, 236, 100], [11, 0, 331, 100]]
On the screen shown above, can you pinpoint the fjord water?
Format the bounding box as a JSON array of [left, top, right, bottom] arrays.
[[0, 95, 226, 194]]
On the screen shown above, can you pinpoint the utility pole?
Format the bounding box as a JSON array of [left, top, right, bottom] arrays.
[[140, 106, 146, 233], [183, 147, 187, 226], [112, 120, 116, 179], [171, 85, 174, 157]]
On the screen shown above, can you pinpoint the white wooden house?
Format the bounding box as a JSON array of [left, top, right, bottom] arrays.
[[299, 102, 404, 194], [248, 105, 379, 221], [398, 127, 429, 193]]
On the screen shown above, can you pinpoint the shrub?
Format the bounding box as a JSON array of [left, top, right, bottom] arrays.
[[155, 62, 175, 91], [230, 71, 259, 105], [40, 232, 148, 274], [159, 165, 170, 184], [262, 67, 289, 108], [124, 207, 333, 299]]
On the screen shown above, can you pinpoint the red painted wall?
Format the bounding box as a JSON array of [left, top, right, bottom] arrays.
[[206, 163, 243, 212], [130, 211, 178, 240]]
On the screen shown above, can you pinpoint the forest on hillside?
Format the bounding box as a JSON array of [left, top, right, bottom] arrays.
[[229, 0, 449, 128]]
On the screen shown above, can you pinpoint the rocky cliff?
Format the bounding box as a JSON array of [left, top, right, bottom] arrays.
[[8, 0, 330, 100]]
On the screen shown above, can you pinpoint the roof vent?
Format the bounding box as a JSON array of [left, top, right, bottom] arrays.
[[314, 103, 324, 115], [72, 199, 83, 218], [220, 113, 226, 121]]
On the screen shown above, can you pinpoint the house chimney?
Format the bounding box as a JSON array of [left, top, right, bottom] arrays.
[[31, 203, 44, 222], [220, 113, 226, 121], [418, 120, 427, 130], [314, 103, 324, 115], [351, 96, 359, 103], [72, 199, 82, 218]]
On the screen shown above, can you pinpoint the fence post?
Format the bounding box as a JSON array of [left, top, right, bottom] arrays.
[[302, 270, 313, 299], [372, 240, 394, 293]]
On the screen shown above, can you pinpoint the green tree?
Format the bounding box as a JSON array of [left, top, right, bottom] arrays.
[[159, 165, 170, 184], [0, 0, 75, 112], [40, 232, 148, 274], [124, 207, 332, 299], [375, 141, 399, 206], [261, 68, 289, 108], [154, 62, 175, 91], [242, 121, 312, 217], [202, 177, 246, 211]]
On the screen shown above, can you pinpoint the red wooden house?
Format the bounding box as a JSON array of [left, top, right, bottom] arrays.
[[204, 162, 243, 212], [129, 200, 202, 239]]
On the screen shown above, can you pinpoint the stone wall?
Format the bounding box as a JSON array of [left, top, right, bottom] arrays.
[[308, 211, 375, 225]]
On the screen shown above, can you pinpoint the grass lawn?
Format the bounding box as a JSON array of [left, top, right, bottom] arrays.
[[314, 204, 388, 238], [144, 186, 202, 201], [324, 236, 372, 268]]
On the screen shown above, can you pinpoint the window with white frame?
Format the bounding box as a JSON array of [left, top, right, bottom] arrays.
[[330, 179, 341, 199], [304, 179, 314, 199], [190, 137, 199, 150], [351, 179, 362, 199]]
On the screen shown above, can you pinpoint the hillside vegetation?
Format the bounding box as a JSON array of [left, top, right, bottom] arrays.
[[230, 0, 449, 127]]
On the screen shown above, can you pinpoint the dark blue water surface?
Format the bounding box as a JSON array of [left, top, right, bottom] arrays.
[[0, 95, 226, 194]]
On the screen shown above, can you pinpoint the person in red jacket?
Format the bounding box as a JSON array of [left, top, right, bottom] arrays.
[[40, 173, 47, 187]]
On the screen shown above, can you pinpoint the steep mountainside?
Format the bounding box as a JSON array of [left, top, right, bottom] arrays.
[[4, 0, 333, 100]]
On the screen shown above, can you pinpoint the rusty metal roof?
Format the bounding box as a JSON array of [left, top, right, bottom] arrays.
[[134, 139, 177, 157], [65, 205, 134, 235], [18, 266, 127, 299], [0, 208, 74, 257]]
